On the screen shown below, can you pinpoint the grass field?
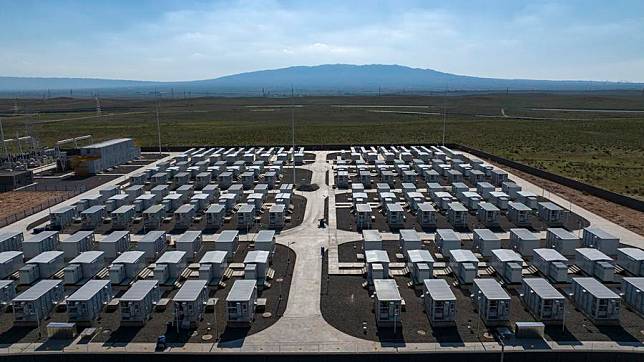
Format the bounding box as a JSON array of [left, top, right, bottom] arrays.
[[1, 92, 643, 199]]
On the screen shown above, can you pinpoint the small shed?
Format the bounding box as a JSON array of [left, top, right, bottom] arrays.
[[0, 280, 16, 305], [507, 202, 531, 227], [472, 279, 511, 326], [0, 251, 24, 279], [174, 204, 196, 229], [399, 229, 422, 253], [477, 202, 500, 227], [154, 251, 188, 285], [373, 279, 402, 327], [244, 250, 270, 286], [447, 202, 468, 227], [385, 203, 404, 228], [423, 279, 456, 326], [254, 230, 276, 255], [109, 251, 146, 285], [538, 202, 564, 226], [237, 204, 256, 229], [50, 206, 76, 230], [142, 204, 166, 229], [22, 231, 59, 259], [80, 205, 106, 229], [98, 231, 130, 260], [226, 279, 258, 326], [0, 231, 23, 252], [67, 279, 112, 324], [120, 280, 161, 326], [133, 194, 157, 213], [365, 250, 390, 284], [622, 277, 644, 316], [521, 278, 565, 323], [111, 205, 136, 230], [415, 203, 436, 229], [173, 280, 209, 329], [449, 249, 479, 284], [571, 277, 620, 325], [516, 191, 539, 209]]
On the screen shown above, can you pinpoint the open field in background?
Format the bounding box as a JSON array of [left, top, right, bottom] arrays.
[[1, 92, 643, 199]]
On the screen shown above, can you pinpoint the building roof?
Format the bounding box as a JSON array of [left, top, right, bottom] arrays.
[[82, 138, 132, 149], [406, 249, 434, 264], [217, 230, 239, 243], [365, 250, 390, 264], [13, 280, 62, 302], [112, 251, 145, 264], [373, 279, 401, 301], [417, 202, 435, 212], [61, 231, 94, 244], [27, 251, 63, 264], [386, 203, 404, 212], [156, 251, 186, 264], [143, 204, 165, 214], [69, 251, 104, 264], [238, 204, 255, 213], [120, 280, 159, 302], [173, 280, 208, 302], [244, 250, 270, 264], [492, 249, 523, 263], [206, 204, 225, 213], [177, 231, 202, 244], [67, 280, 111, 302], [572, 277, 619, 299], [113, 205, 136, 214], [533, 248, 568, 262], [270, 204, 286, 212], [199, 251, 227, 264], [450, 249, 478, 263], [522, 278, 564, 300], [473, 279, 510, 300], [423, 279, 456, 301], [227, 280, 257, 302], [51, 206, 76, 214]]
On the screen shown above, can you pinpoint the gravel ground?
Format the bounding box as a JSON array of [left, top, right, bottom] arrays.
[[321, 248, 644, 344], [0, 242, 295, 345]]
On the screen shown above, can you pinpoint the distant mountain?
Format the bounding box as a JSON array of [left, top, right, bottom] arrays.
[[2, 64, 643, 95]]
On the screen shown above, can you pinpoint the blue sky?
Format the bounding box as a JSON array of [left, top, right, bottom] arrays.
[[1, 0, 643, 81]]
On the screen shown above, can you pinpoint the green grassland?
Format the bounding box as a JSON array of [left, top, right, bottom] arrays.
[[1, 92, 643, 199]]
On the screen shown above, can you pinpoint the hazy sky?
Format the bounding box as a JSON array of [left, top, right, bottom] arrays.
[[1, 0, 643, 81]]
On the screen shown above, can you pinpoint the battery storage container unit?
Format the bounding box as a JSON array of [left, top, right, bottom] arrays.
[[218, 193, 238, 211], [226, 279, 258, 326], [50, 206, 77, 230], [105, 194, 129, 212], [67, 279, 112, 324], [133, 194, 157, 213], [435, 229, 461, 257], [575, 248, 615, 282], [195, 172, 212, 190], [142, 204, 165, 230], [507, 202, 531, 227], [520, 278, 565, 323], [119, 280, 161, 326], [151, 185, 170, 200], [173, 279, 209, 329], [477, 202, 500, 227], [0, 231, 23, 252], [571, 277, 620, 325], [582, 227, 620, 256], [98, 231, 130, 260], [416, 202, 437, 228], [488, 192, 510, 210], [449, 249, 479, 284], [617, 248, 644, 276], [509, 228, 540, 257], [12, 279, 64, 325], [399, 229, 422, 253], [176, 231, 202, 262], [365, 250, 390, 284], [111, 205, 136, 230], [129, 172, 147, 186], [154, 251, 187, 285], [64, 251, 105, 284], [150, 172, 169, 187], [406, 249, 434, 284], [163, 193, 185, 213], [236, 204, 256, 229], [174, 204, 196, 229], [268, 204, 286, 229], [199, 251, 228, 285], [501, 181, 522, 199], [447, 202, 468, 228], [373, 279, 402, 327], [491, 249, 524, 284], [423, 279, 456, 326], [0, 280, 16, 305], [81, 206, 106, 229], [0, 251, 24, 279], [202, 185, 220, 200], [205, 204, 225, 229], [491, 169, 508, 186], [476, 182, 495, 200], [19, 251, 64, 285], [472, 229, 500, 257], [546, 228, 580, 257], [275, 192, 292, 206], [109, 250, 146, 285], [532, 248, 569, 283], [190, 193, 211, 213], [23, 231, 59, 259], [243, 250, 270, 286], [138, 230, 167, 261], [472, 279, 511, 326], [538, 202, 564, 226], [622, 277, 644, 316], [176, 185, 195, 200], [60, 230, 95, 260], [254, 230, 276, 255], [215, 231, 239, 260], [362, 230, 382, 251]]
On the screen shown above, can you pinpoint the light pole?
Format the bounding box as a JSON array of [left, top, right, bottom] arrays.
[[290, 87, 296, 189], [155, 95, 162, 155]]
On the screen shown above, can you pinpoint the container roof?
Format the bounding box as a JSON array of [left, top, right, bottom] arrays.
[[81, 138, 132, 149], [67, 280, 110, 302], [511, 228, 539, 240], [156, 251, 186, 264], [478, 202, 499, 212], [27, 251, 63, 264], [113, 205, 136, 214], [623, 277, 644, 290], [492, 249, 523, 262], [522, 278, 564, 300], [473, 229, 499, 241], [270, 204, 285, 212], [417, 202, 436, 212], [81, 205, 105, 214], [140, 230, 165, 243], [406, 249, 434, 264], [61, 231, 94, 243], [120, 280, 159, 301], [24, 231, 58, 243], [373, 279, 401, 301], [112, 251, 145, 264], [69, 251, 104, 264], [100, 231, 129, 243], [436, 229, 460, 241], [244, 250, 270, 264], [473, 279, 510, 300], [386, 203, 404, 212], [450, 249, 478, 263], [548, 228, 578, 240], [207, 204, 225, 213], [227, 280, 257, 302], [584, 227, 617, 240], [362, 230, 382, 242], [576, 248, 612, 261], [539, 202, 563, 211], [423, 279, 456, 301], [0, 251, 22, 263], [254, 230, 275, 243], [143, 204, 165, 213], [199, 251, 227, 264], [572, 277, 619, 299], [365, 250, 390, 264], [509, 202, 531, 211], [449, 202, 468, 212], [239, 204, 255, 213], [14, 280, 62, 302], [618, 248, 644, 260], [217, 230, 239, 242], [177, 231, 202, 243], [175, 204, 195, 213], [533, 248, 567, 262], [174, 280, 208, 302], [400, 229, 421, 242]]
